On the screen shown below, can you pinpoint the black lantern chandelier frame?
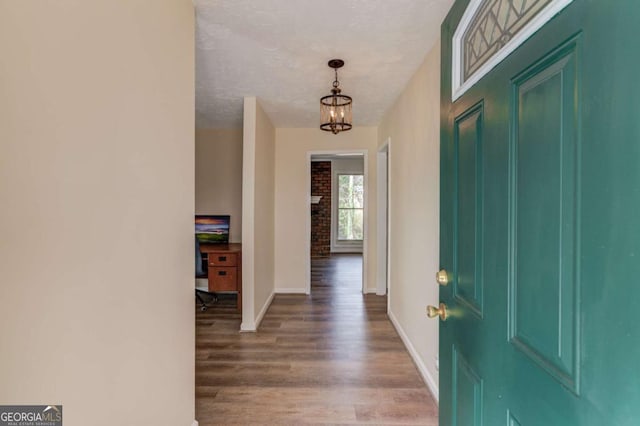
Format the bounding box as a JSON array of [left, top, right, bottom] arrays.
[[320, 59, 352, 134]]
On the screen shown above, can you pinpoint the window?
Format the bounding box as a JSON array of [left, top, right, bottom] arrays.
[[463, 0, 552, 82], [337, 174, 363, 241], [452, 0, 573, 100]]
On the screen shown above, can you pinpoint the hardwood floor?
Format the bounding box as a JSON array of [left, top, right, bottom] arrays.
[[195, 254, 438, 425]]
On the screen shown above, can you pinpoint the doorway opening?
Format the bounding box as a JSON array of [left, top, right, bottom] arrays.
[[306, 151, 368, 294]]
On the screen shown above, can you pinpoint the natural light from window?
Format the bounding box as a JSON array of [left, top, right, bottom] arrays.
[[338, 174, 364, 241]]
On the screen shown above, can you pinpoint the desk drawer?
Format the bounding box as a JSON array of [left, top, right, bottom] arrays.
[[208, 267, 237, 291], [208, 252, 238, 267]]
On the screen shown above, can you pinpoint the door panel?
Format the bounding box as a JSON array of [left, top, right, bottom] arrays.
[[454, 103, 484, 316], [441, 1, 640, 425], [508, 38, 580, 392], [452, 346, 483, 426], [507, 411, 522, 426]]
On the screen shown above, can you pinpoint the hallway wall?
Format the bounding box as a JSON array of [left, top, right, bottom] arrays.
[[196, 128, 243, 242], [0, 1, 195, 424], [274, 127, 378, 293], [378, 41, 441, 399], [242, 97, 276, 330]]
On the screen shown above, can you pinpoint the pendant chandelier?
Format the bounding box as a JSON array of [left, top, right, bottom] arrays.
[[320, 59, 352, 134]]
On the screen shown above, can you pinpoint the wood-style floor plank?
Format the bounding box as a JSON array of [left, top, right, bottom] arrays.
[[195, 254, 438, 425]]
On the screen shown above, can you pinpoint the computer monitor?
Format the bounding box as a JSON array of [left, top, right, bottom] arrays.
[[195, 215, 230, 244]]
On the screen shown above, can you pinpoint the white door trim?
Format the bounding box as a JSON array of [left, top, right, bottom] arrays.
[[376, 141, 389, 296]]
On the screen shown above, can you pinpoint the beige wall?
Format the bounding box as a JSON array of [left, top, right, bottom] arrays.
[[378, 42, 441, 398], [195, 128, 243, 242], [253, 101, 276, 325], [274, 127, 378, 293], [241, 98, 276, 330], [0, 1, 195, 425]]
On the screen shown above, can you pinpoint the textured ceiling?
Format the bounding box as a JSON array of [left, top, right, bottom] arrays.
[[195, 0, 454, 129]]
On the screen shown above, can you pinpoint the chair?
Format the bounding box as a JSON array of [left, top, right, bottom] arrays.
[[195, 238, 216, 311]]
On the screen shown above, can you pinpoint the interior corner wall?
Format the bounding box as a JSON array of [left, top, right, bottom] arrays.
[[378, 41, 441, 398], [241, 97, 275, 331], [195, 128, 243, 242], [0, 1, 195, 425], [274, 127, 378, 294], [241, 98, 257, 330], [253, 100, 276, 324]]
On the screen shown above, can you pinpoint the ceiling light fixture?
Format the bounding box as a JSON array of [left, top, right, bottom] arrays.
[[320, 59, 352, 134]]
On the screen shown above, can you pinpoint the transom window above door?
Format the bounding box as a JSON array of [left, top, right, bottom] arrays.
[[452, 0, 573, 100]]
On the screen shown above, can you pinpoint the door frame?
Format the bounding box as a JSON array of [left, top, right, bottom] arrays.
[[305, 149, 369, 294], [376, 139, 390, 296]]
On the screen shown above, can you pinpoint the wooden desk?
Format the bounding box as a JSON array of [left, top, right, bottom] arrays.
[[200, 243, 242, 312]]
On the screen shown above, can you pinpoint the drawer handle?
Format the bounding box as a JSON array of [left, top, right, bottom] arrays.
[[218, 256, 227, 261], [218, 271, 227, 276]]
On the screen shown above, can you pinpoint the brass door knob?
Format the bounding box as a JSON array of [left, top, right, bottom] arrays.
[[436, 269, 449, 286], [427, 303, 448, 321]]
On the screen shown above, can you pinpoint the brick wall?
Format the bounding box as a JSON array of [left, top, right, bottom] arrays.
[[310, 161, 331, 257]]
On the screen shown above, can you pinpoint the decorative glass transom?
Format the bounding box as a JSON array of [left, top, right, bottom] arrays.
[[464, 0, 552, 80], [452, 0, 573, 100]]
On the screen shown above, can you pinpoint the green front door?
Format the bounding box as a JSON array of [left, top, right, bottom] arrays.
[[439, 1, 640, 424]]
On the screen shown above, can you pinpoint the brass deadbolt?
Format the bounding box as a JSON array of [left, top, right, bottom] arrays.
[[436, 269, 449, 286]]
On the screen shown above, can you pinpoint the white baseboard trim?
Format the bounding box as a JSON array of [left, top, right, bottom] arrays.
[[192, 420, 199, 426], [388, 309, 439, 402], [240, 322, 255, 332], [364, 287, 378, 294], [240, 291, 275, 332], [255, 291, 274, 329], [274, 288, 308, 294]]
